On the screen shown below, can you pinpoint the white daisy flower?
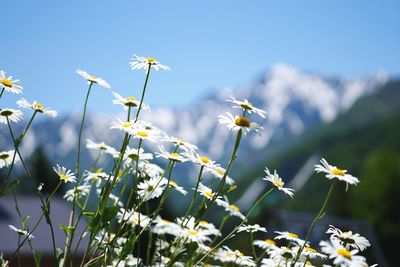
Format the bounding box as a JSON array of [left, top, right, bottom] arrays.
[[128, 123, 165, 143], [17, 98, 57, 118], [196, 183, 221, 201], [63, 185, 90, 201], [152, 217, 181, 236], [227, 94, 267, 118], [117, 209, 150, 228], [83, 170, 109, 187], [110, 119, 136, 133], [218, 112, 263, 136], [260, 258, 278, 267], [319, 239, 366, 267], [268, 246, 295, 263], [315, 158, 360, 190], [292, 245, 327, 260], [326, 225, 371, 251], [141, 162, 164, 179], [76, 69, 111, 89], [124, 146, 153, 166], [129, 55, 171, 72], [216, 246, 256, 266], [0, 150, 18, 169], [156, 146, 187, 163], [274, 231, 306, 245], [0, 253, 9, 267], [168, 180, 187, 195], [86, 139, 119, 157], [53, 164, 76, 183], [112, 91, 150, 110], [237, 224, 267, 233], [0, 108, 23, 124], [0, 70, 23, 94], [176, 218, 216, 244], [137, 176, 168, 201], [263, 168, 294, 198], [206, 166, 235, 185], [8, 225, 34, 239], [219, 196, 245, 219], [164, 136, 198, 152], [183, 150, 220, 170], [253, 239, 277, 250]]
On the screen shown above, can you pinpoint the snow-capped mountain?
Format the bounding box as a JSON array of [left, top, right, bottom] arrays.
[[14, 64, 389, 167]]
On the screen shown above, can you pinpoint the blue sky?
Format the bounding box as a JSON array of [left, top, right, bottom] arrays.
[[1, 0, 399, 114]]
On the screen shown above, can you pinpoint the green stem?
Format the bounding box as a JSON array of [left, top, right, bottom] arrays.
[[193, 187, 275, 266], [181, 166, 204, 225], [250, 232, 257, 259], [291, 180, 336, 267], [0, 88, 5, 99], [134, 64, 152, 121]]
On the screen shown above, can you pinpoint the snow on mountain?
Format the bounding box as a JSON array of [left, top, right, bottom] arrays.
[[12, 64, 388, 165]]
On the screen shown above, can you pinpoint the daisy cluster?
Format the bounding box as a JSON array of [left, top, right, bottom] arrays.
[[0, 55, 377, 267]]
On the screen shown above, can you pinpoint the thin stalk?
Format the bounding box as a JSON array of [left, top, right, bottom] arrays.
[[0, 88, 5, 99], [249, 232, 257, 259], [193, 187, 275, 266], [181, 166, 204, 226], [291, 181, 336, 267], [134, 65, 152, 121]]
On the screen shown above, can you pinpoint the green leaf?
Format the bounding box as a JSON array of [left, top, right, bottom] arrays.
[[0, 179, 20, 197], [102, 206, 119, 225], [59, 224, 75, 234]]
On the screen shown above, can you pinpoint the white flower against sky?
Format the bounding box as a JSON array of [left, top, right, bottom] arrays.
[[156, 146, 187, 163], [117, 209, 150, 228], [83, 170, 109, 187], [76, 69, 111, 89], [0, 150, 18, 169], [137, 176, 168, 201], [164, 136, 198, 152], [183, 149, 220, 169], [315, 158, 360, 190], [196, 183, 221, 201], [168, 180, 187, 195], [274, 231, 306, 245], [86, 139, 118, 157], [206, 166, 235, 185], [0, 70, 23, 94], [8, 225, 34, 239], [218, 112, 263, 136], [319, 239, 366, 267], [129, 55, 171, 72], [326, 225, 370, 251], [237, 224, 267, 233], [17, 98, 57, 118], [263, 168, 294, 198], [112, 91, 150, 110], [63, 185, 90, 201], [0, 108, 23, 124], [53, 164, 76, 183], [253, 239, 277, 251], [219, 196, 245, 220], [227, 94, 267, 118], [152, 217, 181, 236]]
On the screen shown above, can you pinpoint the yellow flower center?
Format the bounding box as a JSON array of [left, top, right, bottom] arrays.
[[122, 122, 134, 128], [1, 79, 13, 87], [229, 204, 240, 211], [170, 153, 180, 157], [136, 131, 148, 137], [288, 233, 299, 239], [331, 167, 345, 176], [204, 191, 214, 198], [162, 219, 171, 224], [215, 169, 224, 175], [169, 181, 178, 187], [337, 249, 352, 259], [234, 250, 244, 257], [146, 57, 157, 63], [132, 217, 139, 223], [87, 75, 97, 83], [187, 230, 198, 236], [126, 97, 136, 101], [33, 103, 44, 110], [59, 174, 69, 181], [234, 116, 251, 127], [305, 260, 312, 266], [264, 239, 276, 245], [199, 156, 210, 164], [305, 247, 316, 253], [199, 221, 208, 225], [274, 179, 283, 188]]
